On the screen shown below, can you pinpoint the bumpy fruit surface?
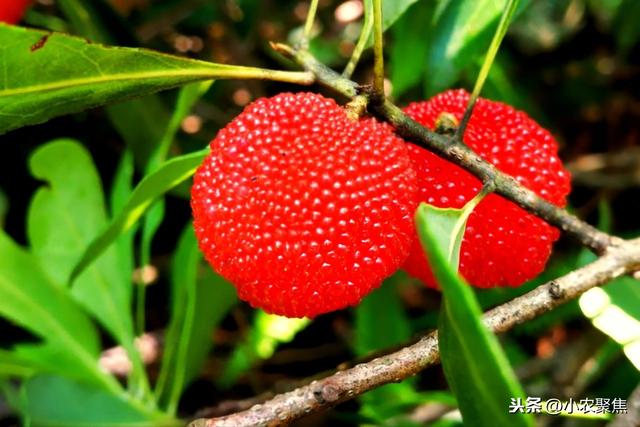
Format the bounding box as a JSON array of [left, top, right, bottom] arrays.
[[191, 92, 417, 318], [0, 0, 31, 24], [403, 89, 571, 288]]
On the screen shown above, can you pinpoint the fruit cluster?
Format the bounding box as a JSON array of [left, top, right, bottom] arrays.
[[191, 90, 571, 318]]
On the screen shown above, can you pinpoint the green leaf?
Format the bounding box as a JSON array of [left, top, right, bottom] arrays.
[[381, 0, 421, 33], [155, 225, 237, 414], [25, 140, 152, 398], [423, 0, 529, 96], [0, 25, 307, 135], [0, 230, 113, 389], [27, 140, 135, 346], [138, 81, 214, 332], [390, 1, 437, 97], [415, 202, 534, 427], [20, 375, 179, 427], [355, 275, 420, 421], [70, 148, 209, 282], [217, 312, 310, 389], [0, 349, 35, 378], [346, 0, 421, 76]]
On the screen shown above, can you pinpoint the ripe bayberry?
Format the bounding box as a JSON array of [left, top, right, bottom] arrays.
[[403, 89, 571, 288], [191, 92, 417, 318], [0, 0, 31, 24]]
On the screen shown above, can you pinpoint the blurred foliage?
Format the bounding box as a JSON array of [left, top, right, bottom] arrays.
[[0, 0, 639, 426]]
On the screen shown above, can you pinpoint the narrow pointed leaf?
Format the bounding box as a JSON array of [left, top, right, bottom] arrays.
[[416, 202, 534, 427], [155, 225, 237, 413], [70, 148, 209, 282]]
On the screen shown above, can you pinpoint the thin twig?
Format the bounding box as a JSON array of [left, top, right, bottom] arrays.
[[190, 239, 640, 427], [300, 0, 320, 50], [342, 0, 374, 78], [371, 0, 385, 97], [455, 0, 520, 140]]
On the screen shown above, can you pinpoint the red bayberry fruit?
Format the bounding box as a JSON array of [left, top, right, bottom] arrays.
[[0, 0, 31, 24], [191, 92, 417, 318], [403, 89, 571, 288]]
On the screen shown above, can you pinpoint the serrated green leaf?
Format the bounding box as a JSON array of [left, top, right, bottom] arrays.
[[27, 140, 135, 346], [21, 375, 179, 427], [415, 202, 534, 427], [0, 25, 307, 135], [0, 230, 113, 389], [155, 225, 237, 414], [70, 148, 208, 282]]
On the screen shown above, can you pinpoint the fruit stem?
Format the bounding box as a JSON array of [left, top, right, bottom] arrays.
[[345, 95, 370, 120]]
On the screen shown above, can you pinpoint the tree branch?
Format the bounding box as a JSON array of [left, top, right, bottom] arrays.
[[272, 42, 616, 254], [190, 238, 640, 427]]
